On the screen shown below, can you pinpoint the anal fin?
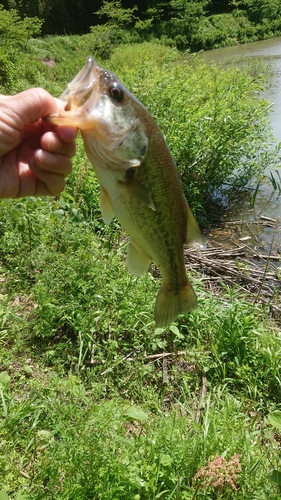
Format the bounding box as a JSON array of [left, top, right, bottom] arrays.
[[100, 187, 115, 224], [126, 240, 151, 276]]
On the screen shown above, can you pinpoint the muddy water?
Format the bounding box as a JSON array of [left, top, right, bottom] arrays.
[[200, 38, 281, 255]]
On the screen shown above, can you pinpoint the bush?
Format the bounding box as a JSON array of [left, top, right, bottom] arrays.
[[109, 50, 278, 216], [0, 5, 43, 92]]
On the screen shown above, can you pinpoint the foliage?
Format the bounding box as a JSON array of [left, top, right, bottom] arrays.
[[0, 4, 42, 43], [0, 5, 44, 92], [267, 412, 281, 491], [160, 0, 210, 51], [89, 23, 132, 60], [242, 0, 281, 24], [96, 0, 137, 28], [108, 50, 279, 215], [0, 247, 281, 498], [2, 0, 281, 49], [1, 19, 278, 214], [0, 373, 278, 498]]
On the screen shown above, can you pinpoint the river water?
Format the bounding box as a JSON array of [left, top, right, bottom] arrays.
[[200, 37, 281, 254]]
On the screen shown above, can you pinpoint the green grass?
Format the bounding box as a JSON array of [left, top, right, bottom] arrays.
[[1, 197, 281, 498], [0, 284, 280, 499]]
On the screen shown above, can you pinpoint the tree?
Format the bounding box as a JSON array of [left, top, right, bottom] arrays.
[[163, 0, 210, 49], [95, 0, 137, 28], [242, 0, 281, 24]]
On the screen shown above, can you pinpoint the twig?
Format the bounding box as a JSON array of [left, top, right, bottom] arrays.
[[145, 351, 185, 360], [162, 357, 168, 385], [260, 215, 277, 223], [224, 220, 277, 228], [254, 234, 276, 305], [253, 254, 280, 261], [20, 470, 30, 479]]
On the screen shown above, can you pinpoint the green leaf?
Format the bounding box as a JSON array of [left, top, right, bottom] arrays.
[[268, 412, 281, 431], [126, 406, 149, 422], [53, 209, 65, 218], [0, 371, 10, 387], [0, 491, 9, 500], [169, 325, 184, 338], [160, 454, 173, 466], [72, 384, 86, 399], [269, 469, 281, 486], [156, 340, 167, 349], [154, 328, 165, 335], [169, 325, 179, 335]]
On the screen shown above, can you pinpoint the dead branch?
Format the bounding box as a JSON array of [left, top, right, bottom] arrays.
[[195, 371, 207, 423]]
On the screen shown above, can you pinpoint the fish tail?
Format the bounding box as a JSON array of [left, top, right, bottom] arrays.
[[154, 282, 197, 328]]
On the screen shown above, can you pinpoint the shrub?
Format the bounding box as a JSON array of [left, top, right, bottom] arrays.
[[0, 5, 43, 92], [110, 51, 278, 216]]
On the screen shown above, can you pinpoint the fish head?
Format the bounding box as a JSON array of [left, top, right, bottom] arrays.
[[47, 56, 149, 169], [58, 55, 100, 110]]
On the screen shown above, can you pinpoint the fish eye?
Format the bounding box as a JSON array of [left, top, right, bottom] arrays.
[[109, 83, 124, 102]]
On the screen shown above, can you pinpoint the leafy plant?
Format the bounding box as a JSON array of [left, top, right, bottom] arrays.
[[109, 51, 278, 216], [0, 5, 44, 92], [268, 412, 281, 491]]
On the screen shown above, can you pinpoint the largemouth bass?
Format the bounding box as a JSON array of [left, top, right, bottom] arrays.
[[46, 56, 204, 327]]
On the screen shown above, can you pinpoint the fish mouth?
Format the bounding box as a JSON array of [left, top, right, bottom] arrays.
[[60, 56, 100, 109]]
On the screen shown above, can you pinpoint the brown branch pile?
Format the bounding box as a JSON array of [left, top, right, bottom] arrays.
[[185, 242, 280, 318], [185, 244, 279, 293]]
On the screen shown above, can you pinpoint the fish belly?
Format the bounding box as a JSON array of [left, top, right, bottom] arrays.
[[95, 166, 197, 327]]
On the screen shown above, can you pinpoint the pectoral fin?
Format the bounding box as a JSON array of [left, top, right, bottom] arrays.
[[185, 202, 205, 249], [126, 240, 151, 276], [119, 170, 155, 211], [100, 187, 115, 224]]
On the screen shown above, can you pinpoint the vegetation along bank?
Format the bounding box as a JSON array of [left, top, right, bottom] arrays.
[[0, 2, 281, 499]]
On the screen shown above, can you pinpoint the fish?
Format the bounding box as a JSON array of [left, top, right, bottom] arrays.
[[46, 56, 205, 328]]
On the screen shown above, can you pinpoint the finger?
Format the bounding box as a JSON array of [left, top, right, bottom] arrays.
[[29, 158, 66, 196], [55, 125, 77, 143], [40, 131, 76, 157], [50, 101, 78, 143], [36, 177, 66, 196], [8, 88, 57, 129], [33, 149, 73, 177]]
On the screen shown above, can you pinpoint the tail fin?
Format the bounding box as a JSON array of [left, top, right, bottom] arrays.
[[154, 282, 197, 328]]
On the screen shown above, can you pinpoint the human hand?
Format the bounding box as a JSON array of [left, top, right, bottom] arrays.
[[0, 87, 77, 199]]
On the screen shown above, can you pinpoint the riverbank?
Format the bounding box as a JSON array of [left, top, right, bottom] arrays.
[[197, 36, 281, 259], [196, 223, 281, 321]]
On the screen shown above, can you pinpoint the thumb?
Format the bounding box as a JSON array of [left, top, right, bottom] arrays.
[[0, 88, 58, 156], [8, 88, 57, 128]]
